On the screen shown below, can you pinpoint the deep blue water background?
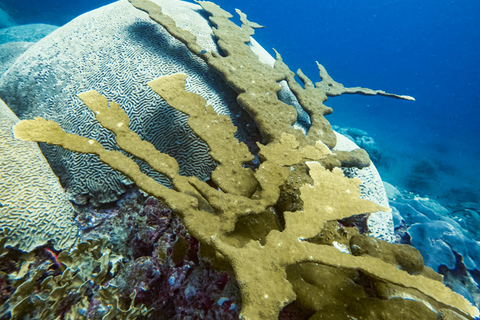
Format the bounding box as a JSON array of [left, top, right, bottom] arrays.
[[219, 0, 480, 203], [1, 0, 479, 202]]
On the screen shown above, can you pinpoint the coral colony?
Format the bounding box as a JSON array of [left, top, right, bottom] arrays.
[[1, 0, 478, 319]]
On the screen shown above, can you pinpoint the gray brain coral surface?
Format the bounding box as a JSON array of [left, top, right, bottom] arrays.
[[0, 0, 259, 205], [0, 0, 393, 242], [0, 99, 77, 251]]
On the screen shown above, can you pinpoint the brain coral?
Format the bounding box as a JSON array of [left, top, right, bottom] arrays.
[[0, 99, 77, 251], [0, 0, 260, 205], [0, 0, 393, 241], [333, 132, 393, 241]]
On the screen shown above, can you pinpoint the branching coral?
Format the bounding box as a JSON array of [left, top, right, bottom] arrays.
[[13, 72, 477, 319], [129, 0, 414, 148], [10, 0, 478, 319], [314, 62, 416, 100]]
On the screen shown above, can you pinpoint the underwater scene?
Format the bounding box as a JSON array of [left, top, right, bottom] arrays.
[[0, 0, 479, 319]]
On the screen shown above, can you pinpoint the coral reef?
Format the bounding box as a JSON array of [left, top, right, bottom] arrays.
[[5, 0, 478, 319], [313, 62, 415, 100], [0, 98, 77, 251], [391, 194, 480, 307], [13, 69, 477, 318], [448, 202, 480, 241], [0, 193, 242, 319], [392, 197, 480, 272], [0, 0, 259, 205], [333, 125, 381, 164], [0, 42, 33, 76], [332, 131, 394, 242], [0, 24, 57, 44], [0, 233, 150, 319], [112, 197, 241, 319], [0, 24, 58, 75]]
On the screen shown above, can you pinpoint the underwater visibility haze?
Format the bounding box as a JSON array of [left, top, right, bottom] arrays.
[[0, 0, 479, 319], [3, 0, 479, 200]]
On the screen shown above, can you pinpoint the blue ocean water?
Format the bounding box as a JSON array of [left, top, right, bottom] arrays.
[[1, 0, 480, 315], [3, 0, 478, 201], [217, 0, 480, 203]]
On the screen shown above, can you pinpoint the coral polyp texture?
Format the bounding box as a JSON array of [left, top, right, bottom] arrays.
[[14, 68, 478, 318], [0, 0, 260, 205], [7, 0, 479, 319], [0, 234, 150, 319], [0, 98, 77, 251]]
